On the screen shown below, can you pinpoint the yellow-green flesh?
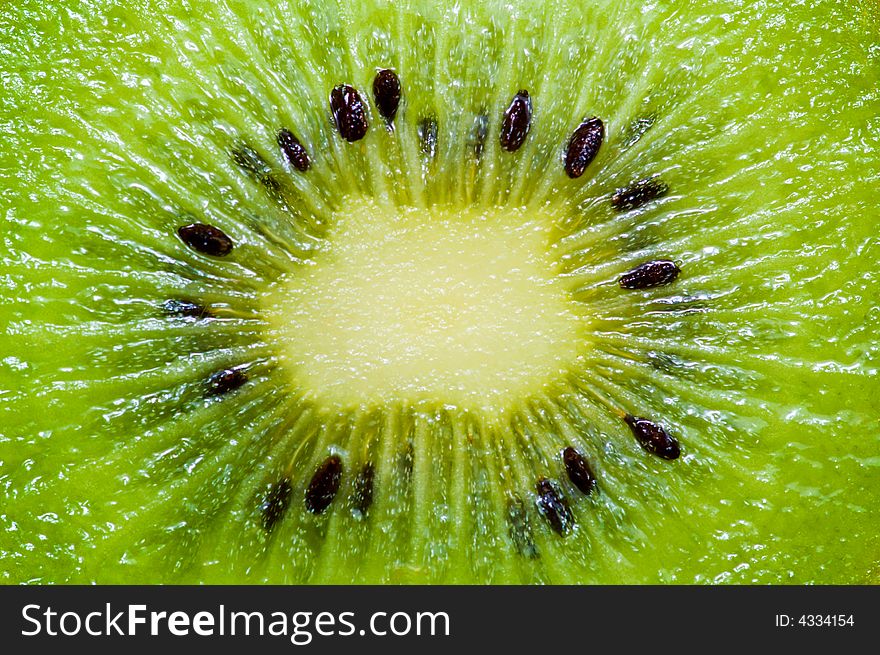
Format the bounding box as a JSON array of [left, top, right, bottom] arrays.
[[266, 200, 587, 413], [0, 0, 878, 583]]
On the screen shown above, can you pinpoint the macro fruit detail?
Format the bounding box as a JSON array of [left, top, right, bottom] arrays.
[[1, 0, 878, 585]]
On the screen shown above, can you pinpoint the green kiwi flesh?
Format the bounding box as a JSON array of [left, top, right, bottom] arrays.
[[1, 0, 879, 584]]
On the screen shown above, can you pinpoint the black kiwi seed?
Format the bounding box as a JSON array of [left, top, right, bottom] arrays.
[[330, 84, 369, 142], [162, 299, 210, 318], [177, 223, 234, 257], [469, 113, 489, 159], [231, 144, 280, 190], [305, 454, 343, 514], [418, 117, 438, 158], [624, 415, 681, 460], [611, 176, 669, 211], [562, 446, 597, 496], [499, 89, 532, 152], [276, 128, 310, 172], [351, 462, 375, 517], [535, 477, 574, 536], [260, 477, 292, 533], [506, 495, 538, 559], [564, 117, 604, 179], [206, 367, 248, 396], [372, 69, 401, 125], [618, 259, 681, 289]]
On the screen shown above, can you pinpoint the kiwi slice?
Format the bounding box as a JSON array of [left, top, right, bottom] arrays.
[[1, 0, 878, 584]]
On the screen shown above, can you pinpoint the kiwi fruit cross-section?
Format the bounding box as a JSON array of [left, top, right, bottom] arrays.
[[1, 0, 879, 584]]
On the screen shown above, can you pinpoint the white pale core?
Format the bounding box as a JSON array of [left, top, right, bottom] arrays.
[[264, 199, 586, 413]]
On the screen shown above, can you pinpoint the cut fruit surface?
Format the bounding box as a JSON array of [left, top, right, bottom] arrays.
[[0, 0, 879, 584], [265, 200, 586, 413]]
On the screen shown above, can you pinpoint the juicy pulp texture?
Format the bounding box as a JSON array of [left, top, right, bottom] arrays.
[[265, 201, 587, 414], [0, 0, 879, 584]]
